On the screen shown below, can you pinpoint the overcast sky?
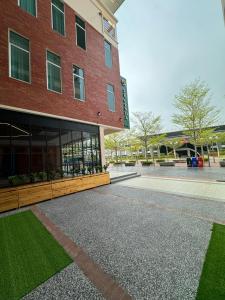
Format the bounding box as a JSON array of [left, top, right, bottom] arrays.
[[116, 0, 225, 131]]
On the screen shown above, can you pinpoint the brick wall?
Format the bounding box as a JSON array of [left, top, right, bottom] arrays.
[[0, 0, 124, 129]]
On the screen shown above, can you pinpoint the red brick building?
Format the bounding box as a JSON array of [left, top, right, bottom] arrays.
[[0, 0, 129, 187]]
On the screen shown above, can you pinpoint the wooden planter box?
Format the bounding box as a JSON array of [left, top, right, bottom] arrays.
[[0, 173, 110, 213]]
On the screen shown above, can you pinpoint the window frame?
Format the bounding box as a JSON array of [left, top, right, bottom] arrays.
[[104, 40, 113, 68], [46, 49, 62, 94], [107, 84, 116, 112], [73, 65, 85, 101], [51, 0, 65, 36], [8, 29, 31, 84], [75, 15, 87, 50], [18, 0, 37, 17]]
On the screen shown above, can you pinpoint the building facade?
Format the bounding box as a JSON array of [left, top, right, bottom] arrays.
[[0, 0, 129, 187], [222, 0, 225, 22]]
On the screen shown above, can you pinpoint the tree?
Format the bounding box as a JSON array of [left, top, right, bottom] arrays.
[[164, 137, 184, 159], [122, 131, 142, 161], [148, 134, 167, 159], [172, 79, 220, 155], [132, 112, 162, 161], [104, 132, 125, 162]]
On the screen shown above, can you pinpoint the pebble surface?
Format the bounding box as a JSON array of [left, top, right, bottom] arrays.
[[33, 183, 214, 300]]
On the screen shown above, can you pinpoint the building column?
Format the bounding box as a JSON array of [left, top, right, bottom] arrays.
[[100, 126, 106, 166]]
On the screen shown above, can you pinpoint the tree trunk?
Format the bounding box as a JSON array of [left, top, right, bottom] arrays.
[[194, 144, 197, 157], [173, 147, 177, 159], [201, 145, 204, 156], [166, 145, 168, 156], [144, 141, 148, 161], [217, 143, 220, 158], [115, 148, 118, 163], [157, 146, 160, 158]]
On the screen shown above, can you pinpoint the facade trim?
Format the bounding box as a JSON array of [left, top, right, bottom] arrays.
[[0, 104, 123, 132]]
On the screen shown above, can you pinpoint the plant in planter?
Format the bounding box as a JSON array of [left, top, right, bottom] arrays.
[[96, 165, 103, 173], [47, 170, 56, 181], [56, 169, 64, 179], [8, 175, 24, 186], [87, 166, 93, 174], [81, 168, 86, 175], [30, 172, 40, 183], [38, 172, 48, 182], [74, 169, 80, 176], [103, 164, 108, 172]]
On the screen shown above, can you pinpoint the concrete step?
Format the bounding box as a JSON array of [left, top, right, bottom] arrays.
[[110, 172, 141, 184]]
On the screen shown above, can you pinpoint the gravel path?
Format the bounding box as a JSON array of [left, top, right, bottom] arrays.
[[23, 263, 104, 300], [34, 184, 216, 300]]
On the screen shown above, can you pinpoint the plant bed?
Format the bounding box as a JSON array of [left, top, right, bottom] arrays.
[[113, 162, 125, 166], [159, 162, 175, 167], [173, 159, 186, 163], [141, 161, 154, 166], [220, 161, 225, 167], [125, 162, 136, 166], [0, 173, 110, 213], [0, 210, 72, 300]]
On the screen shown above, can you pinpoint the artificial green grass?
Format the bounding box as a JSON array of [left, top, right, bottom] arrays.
[[196, 223, 225, 300], [0, 210, 72, 300]]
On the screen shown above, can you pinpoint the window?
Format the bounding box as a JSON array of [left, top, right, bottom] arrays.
[[18, 0, 37, 16], [76, 16, 86, 50], [46, 51, 62, 93], [73, 66, 85, 100], [9, 31, 30, 83], [104, 40, 112, 68], [103, 18, 116, 40], [51, 0, 65, 36], [107, 84, 115, 112]]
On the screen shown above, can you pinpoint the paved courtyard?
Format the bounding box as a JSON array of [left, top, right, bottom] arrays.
[[109, 165, 225, 181], [21, 175, 225, 299]]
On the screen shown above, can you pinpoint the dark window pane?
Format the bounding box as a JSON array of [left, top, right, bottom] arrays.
[[11, 46, 30, 82], [76, 16, 85, 29], [52, 6, 65, 35], [47, 63, 61, 93], [47, 51, 61, 66], [76, 25, 86, 50], [52, 0, 64, 11], [30, 126, 46, 173], [74, 77, 85, 100], [19, 0, 36, 16], [10, 31, 29, 50], [107, 84, 115, 112], [104, 40, 112, 68], [46, 129, 61, 172]]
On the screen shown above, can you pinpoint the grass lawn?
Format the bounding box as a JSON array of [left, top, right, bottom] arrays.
[[196, 223, 225, 300], [0, 210, 72, 300]]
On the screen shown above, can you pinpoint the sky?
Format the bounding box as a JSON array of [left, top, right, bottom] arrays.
[[116, 0, 225, 132]]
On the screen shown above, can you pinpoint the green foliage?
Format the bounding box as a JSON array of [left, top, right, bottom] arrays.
[[8, 175, 25, 186], [172, 79, 220, 151], [196, 223, 225, 300], [132, 112, 162, 160], [0, 211, 72, 300]]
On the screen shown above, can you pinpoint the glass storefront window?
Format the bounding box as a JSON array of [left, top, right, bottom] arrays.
[[0, 109, 101, 187]]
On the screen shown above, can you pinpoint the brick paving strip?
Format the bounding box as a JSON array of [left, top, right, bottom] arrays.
[[31, 206, 132, 300]]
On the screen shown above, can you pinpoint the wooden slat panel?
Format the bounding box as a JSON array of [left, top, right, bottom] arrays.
[[19, 185, 52, 207], [0, 173, 110, 212], [0, 190, 19, 212]]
